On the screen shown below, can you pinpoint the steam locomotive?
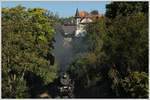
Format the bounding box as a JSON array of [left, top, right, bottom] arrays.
[[56, 73, 74, 98]]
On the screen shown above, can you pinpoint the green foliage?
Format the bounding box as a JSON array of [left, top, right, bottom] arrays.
[[105, 13, 148, 75], [68, 2, 148, 98], [121, 72, 148, 98], [102, 13, 148, 98], [106, 2, 148, 19], [86, 18, 106, 53], [90, 10, 99, 15], [105, 3, 148, 97], [2, 5, 57, 98], [2, 73, 30, 98], [68, 54, 88, 88]]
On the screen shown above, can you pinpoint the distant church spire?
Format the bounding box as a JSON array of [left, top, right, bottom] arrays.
[[75, 8, 80, 18]]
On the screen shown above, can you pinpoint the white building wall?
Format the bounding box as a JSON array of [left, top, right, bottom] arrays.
[[75, 18, 92, 37]]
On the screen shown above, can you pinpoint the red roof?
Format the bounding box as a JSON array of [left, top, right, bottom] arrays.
[[93, 15, 104, 18], [74, 11, 104, 18], [78, 11, 87, 18]]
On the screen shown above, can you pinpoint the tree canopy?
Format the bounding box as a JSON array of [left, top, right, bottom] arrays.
[[90, 10, 99, 15], [2, 5, 58, 98], [67, 2, 148, 98], [106, 2, 148, 19], [2, 2, 149, 98]]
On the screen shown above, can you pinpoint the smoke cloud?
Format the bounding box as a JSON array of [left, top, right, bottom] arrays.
[[53, 29, 87, 72]]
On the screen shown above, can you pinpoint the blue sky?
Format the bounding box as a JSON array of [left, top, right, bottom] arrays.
[[2, 1, 111, 18]]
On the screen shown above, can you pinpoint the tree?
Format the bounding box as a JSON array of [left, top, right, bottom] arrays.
[[103, 12, 148, 97], [67, 18, 110, 97], [121, 72, 148, 98], [2, 6, 58, 98], [106, 2, 148, 19], [90, 10, 99, 15], [68, 2, 148, 98]]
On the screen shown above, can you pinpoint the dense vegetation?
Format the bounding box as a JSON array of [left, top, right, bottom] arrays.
[[67, 2, 148, 98], [90, 10, 99, 15], [2, 2, 149, 98], [2, 6, 58, 98]]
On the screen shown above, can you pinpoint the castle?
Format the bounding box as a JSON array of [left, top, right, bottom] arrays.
[[63, 8, 104, 37]]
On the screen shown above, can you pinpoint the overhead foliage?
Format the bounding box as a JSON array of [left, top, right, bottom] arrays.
[[106, 2, 148, 19], [2, 5, 58, 98], [67, 2, 148, 98], [121, 71, 148, 98], [90, 10, 99, 15]]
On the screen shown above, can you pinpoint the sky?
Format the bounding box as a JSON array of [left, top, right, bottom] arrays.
[[2, 1, 111, 18]]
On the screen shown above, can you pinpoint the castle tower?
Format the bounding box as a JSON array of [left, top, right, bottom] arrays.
[[75, 8, 81, 36]]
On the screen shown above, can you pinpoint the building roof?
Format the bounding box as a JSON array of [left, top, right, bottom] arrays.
[[80, 18, 92, 24], [62, 26, 76, 35], [74, 9, 104, 18], [75, 8, 80, 18], [93, 15, 105, 18], [78, 11, 87, 18]]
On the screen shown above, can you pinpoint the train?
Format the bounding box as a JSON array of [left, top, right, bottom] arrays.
[[56, 73, 74, 98]]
